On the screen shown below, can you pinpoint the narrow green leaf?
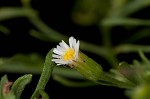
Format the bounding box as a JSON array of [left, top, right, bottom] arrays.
[[0, 75, 8, 99], [102, 18, 150, 26], [123, 29, 150, 43], [98, 72, 135, 89], [0, 53, 43, 74], [138, 50, 150, 64], [110, 0, 150, 17], [0, 7, 37, 22], [29, 29, 51, 42], [11, 74, 32, 99], [115, 44, 150, 54], [30, 48, 55, 99]]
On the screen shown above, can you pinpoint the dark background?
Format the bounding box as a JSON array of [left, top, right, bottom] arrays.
[[0, 0, 150, 99]]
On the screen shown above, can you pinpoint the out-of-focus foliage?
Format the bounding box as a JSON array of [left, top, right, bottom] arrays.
[[0, 0, 150, 99]]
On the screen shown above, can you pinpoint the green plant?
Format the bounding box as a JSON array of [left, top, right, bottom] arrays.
[[0, 0, 150, 99]]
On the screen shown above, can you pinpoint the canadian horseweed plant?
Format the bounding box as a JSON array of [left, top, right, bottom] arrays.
[[1, 0, 150, 99], [1, 37, 150, 99]]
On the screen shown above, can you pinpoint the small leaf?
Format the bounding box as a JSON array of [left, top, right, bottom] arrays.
[[0, 53, 44, 74], [11, 74, 32, 99]]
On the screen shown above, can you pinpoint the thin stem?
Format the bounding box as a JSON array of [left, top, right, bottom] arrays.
[[115, 44, 150, 54], [102, 18, 150, 26], [0, 7, 36, 22], [101, 26, 112, 47], [100, 26, 119, 68], [97, 72, 136, 89], [39, 90, 50, 99], [28, 14, 68, 42], [109, 0, 150, 17]]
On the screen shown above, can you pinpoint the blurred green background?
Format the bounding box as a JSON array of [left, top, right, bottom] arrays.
[[0, 0, 150, 99]]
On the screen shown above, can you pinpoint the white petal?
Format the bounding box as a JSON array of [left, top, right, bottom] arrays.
[[52, 59, 61, 62], [52, 54, 62, 58], [52, 59, 68, 64], [59, 41, 67, 49], [53, 48, 63, 55], [74, 40, 79, 59], [56, 45, 65, 52], [61, 40, 69, 49], [75, 40, 80, 53], [69, 36, 74, 48], [73, 38, 77, 48], [57, 64, 62, 66]]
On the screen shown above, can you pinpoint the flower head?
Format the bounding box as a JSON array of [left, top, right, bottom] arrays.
[[52, 36, 103, 81], [52, 36, 80, 66]]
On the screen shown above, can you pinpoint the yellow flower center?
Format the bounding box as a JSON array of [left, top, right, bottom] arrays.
[[63, 48, 75, 61]]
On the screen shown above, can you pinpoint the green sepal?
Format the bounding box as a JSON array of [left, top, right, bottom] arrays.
[[74, 51, 103, 81]]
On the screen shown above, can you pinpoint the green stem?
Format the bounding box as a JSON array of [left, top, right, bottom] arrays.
[[101, 26, 119, 68], [102, 18, 150, 26], [0, 7, 36, 22], [109, 0, 150, 17], [97, 72, 135, 89], [30, 49, 54, 99], [28, 14, 68, 42], [101, 26, 112, 47], [115, 44, 150, 54], [39, 90, 50, 99]]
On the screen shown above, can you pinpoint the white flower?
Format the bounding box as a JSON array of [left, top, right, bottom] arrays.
[[52, 36, 80, 66]]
